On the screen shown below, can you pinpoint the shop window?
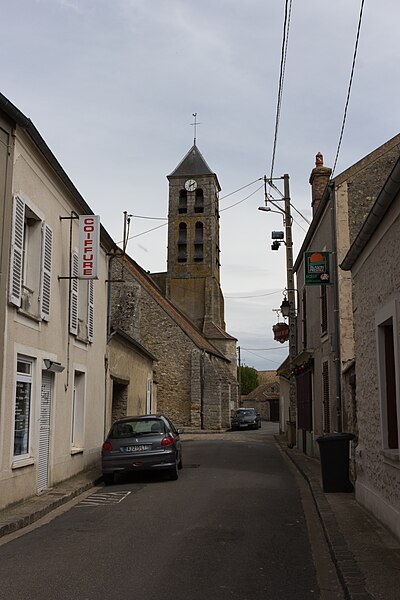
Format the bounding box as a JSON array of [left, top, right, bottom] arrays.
[[194, 222, 203, 262], [194, 189, 204, 213], [178, 223, 187, 262], [14, 356, 33, 458]]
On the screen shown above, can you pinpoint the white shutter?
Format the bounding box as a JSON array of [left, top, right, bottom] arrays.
[[37, 371, 52, 493], [70, 252, 79, 335], [87, 279, 94, 342], [9, 194, 25, 307], [40, 223, 53, 321]]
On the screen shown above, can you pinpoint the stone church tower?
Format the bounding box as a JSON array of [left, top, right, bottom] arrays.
[[151, 143, 238, 379], [165, 144, 225, 332]]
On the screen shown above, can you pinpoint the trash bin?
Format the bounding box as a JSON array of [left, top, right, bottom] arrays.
[[286, 420, 296, 448], [316, 432, 355, 493]]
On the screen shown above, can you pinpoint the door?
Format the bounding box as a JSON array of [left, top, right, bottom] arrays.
[[37, 371, 52, 493]]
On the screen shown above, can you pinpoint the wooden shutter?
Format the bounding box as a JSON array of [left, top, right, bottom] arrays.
[[322, 361, 330, 433], [70, 252, 79, 335], [9, 194, 25, 307], [40, 223, 53, 321], [87, 279, 94, 342]]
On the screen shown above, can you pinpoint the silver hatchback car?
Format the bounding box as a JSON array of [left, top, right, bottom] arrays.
[[102, 414, 183, 485]]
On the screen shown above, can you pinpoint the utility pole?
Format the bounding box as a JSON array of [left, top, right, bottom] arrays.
[[283, 174, 297, 430]]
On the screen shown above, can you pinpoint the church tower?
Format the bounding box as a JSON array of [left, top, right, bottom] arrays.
[[165, 144, 225, 332]]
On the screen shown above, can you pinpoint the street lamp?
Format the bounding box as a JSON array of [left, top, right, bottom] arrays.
[[280, 296, 290, 318]]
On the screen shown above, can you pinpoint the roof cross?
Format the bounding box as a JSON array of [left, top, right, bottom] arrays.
[[190, 112, 201, 145]]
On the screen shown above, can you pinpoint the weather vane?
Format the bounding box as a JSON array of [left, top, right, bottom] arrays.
[[191, 112, 201, 145]]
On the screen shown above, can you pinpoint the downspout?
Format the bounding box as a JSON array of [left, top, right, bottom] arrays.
[[330, 182, 342, 432]]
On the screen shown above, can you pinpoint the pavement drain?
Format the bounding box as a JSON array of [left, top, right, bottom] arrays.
[[75, 491, 131, 507]]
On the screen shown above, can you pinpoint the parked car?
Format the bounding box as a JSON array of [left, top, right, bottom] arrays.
[[231, 408, 261, 430], [102, 414, 183, 484]]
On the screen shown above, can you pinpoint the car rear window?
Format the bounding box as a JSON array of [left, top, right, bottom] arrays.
[[109, 419, 165, 438]]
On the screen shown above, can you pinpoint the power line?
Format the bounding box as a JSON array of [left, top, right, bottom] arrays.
[[225, 290, 281, 299], [269, 0, 293, 180], [331, 0, 366, 176]]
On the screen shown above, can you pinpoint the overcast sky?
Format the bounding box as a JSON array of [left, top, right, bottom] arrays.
[[2, 0, 399, 370]]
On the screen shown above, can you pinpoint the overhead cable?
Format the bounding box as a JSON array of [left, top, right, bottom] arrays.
[[331, 0, 366, 176]]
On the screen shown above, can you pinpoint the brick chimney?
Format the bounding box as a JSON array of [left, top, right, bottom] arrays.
[[309, 152, 332, 216]]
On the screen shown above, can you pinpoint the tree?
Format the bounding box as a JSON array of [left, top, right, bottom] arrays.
[[239, 365, 259, 395]]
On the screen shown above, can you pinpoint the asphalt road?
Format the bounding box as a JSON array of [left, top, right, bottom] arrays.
[[0, 425, 337, 600]]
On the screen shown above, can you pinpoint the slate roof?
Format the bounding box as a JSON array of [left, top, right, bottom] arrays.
[[168, 144, 221, 190], [203, 320, 237, 341], [120, 253, 230, 362]]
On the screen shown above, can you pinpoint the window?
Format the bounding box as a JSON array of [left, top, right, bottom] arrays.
[[177, 223, 187, 263], [377, 314, 399, 451], [320, 285, 328, 335], [14, 357, 33, 457], [72, 370, 85, 449], [9, 194, 52, 321], [70, 251, 94, 342], [194, 222, 203, 262], [302, 288, 307, 349], [194, 189, 204, 213], [178, 190, 187, 214]]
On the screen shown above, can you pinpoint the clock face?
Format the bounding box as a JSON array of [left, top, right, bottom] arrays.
[[185, 179, 197, 192]]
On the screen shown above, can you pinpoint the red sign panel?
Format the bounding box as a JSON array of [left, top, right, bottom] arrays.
[[273, 322, 290, 343]]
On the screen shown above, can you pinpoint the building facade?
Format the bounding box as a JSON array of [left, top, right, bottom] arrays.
[[0, 93, 113, 510], [341, 156, 400, 540], [293, 136, 400, 457]]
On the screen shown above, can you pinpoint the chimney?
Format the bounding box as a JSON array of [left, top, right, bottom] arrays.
[[309, 152, 332, 216]]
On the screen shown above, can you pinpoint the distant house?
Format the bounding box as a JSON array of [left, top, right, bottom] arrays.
[[241, 371, 280, 421], [341, 155, 400, 541]]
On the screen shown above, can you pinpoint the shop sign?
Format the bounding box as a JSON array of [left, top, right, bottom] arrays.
[[78, 215, 100, 279], [304, 251, 331, 285], [273, 322, 290, 343]]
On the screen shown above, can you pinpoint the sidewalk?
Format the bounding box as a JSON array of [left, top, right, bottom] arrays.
[[276, 434, 400, 600], [1, 436, 400, 600], [0, 467, 102, 539]]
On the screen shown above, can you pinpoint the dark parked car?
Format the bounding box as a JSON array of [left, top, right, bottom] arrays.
[[231, 408, 261, 430], [102, 414, 183, 484]]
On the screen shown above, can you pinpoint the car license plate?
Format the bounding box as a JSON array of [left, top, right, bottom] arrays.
[[124, 445, 151, 452]]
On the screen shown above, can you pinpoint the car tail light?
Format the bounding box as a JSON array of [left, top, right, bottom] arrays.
[[102, 441, 113, 451], [161, 435, 174, 447]]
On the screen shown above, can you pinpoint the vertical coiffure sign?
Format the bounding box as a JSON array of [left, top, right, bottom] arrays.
[[78, 215, 100, 279]]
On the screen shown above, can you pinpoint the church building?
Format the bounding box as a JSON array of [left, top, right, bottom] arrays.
[[111, 143, 239, 429]]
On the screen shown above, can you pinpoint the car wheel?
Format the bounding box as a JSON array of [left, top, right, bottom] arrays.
[[103, 473, 114, 486], [178, 456, 183, 470], [168, 462, 179, 480]]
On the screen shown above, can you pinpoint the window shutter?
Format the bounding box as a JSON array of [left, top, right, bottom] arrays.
[[9, 194, 25, 307], [87, 279, 94, 342], [70, 252, 79, 335], [322, 361, 330, 433], [40, 223, 53, 321]]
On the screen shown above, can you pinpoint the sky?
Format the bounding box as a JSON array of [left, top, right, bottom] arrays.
[[2, 0, 399, 371]]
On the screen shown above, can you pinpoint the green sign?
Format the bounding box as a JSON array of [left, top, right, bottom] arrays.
[[304, 251, 331, 285]]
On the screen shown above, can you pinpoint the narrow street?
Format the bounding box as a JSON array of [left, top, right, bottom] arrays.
[[0, 424, 341, 600]]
